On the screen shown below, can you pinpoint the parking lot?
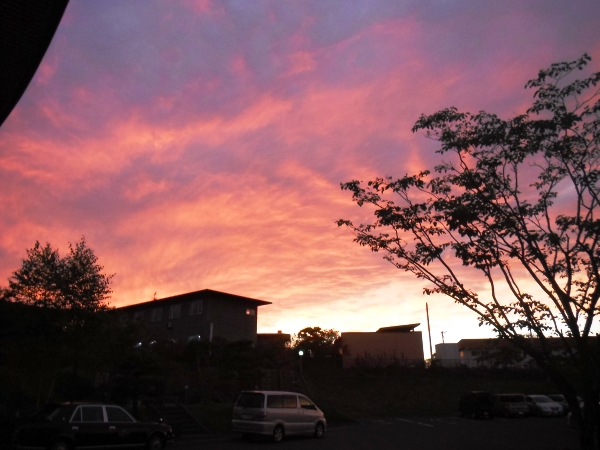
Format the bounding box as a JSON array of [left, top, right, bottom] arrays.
[[178, 416, 579, 450]]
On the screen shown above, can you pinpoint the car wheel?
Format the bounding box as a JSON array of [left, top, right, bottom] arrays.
[[536, 409, 542, 417], [147, 435, 165, 450], [242, 433, 253, 441], [50, 441, 71, 450], [504, 409, 510, 418], [314, 422, 325, 438], [272, 425, 284, 443]]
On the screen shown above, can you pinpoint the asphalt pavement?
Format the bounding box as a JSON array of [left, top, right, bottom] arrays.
[[175, 416, 579, 450]]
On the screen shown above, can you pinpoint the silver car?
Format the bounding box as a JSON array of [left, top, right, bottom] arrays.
[[493, 394, 529, 417], [526, 395, 564, 416], [232, 391, 327, 442]]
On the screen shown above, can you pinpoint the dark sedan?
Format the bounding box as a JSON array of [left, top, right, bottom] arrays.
[[12, 403, 174, 450], [458, 391, 494, 419]]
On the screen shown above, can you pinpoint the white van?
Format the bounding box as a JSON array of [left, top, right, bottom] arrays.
[[231, 390, 327, 442]]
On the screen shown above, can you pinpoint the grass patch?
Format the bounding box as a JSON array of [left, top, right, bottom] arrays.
[[184, 362, 558, 432], [302, 360, 556, 420], [186, 400, 234, 433]]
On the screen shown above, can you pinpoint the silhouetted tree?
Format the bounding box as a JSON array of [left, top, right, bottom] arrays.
[[2, 238, 114, 405], [339, 55, 600, 449], [293, 327, 340, 359], [8, 237, 112, 314]]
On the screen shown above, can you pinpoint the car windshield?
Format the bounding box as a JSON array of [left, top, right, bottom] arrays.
[[548, 395, 565, 402], [236, 393, 265, 408], [532, 396, 552, 403]]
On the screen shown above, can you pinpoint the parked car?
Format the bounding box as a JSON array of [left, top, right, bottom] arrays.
[[493, 394, 528, 418], [458, 392, 494, 419], [547, 395, 568, 413], [231, 390, 327, 442], [12, 403, 174, 450], [525, 395, 564, 417], [547, 395, 582, 415]]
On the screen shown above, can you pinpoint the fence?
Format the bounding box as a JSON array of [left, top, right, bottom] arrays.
[[432, 358, 539, 369], [343, 355, 425, 369]]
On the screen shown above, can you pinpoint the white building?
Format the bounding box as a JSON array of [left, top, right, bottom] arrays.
[[434, 343, 460, 367]]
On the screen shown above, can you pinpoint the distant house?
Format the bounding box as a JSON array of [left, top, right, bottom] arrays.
[[257, 331, 292, 349], [341, 324, 425, 368], [434, 343, 460, 367], [434, 337, 592, 369], [457, 338, 535, 368], [117, 289, 271, 344]]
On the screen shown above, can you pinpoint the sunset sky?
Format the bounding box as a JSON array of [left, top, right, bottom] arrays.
[[2, 0, 600, 354]]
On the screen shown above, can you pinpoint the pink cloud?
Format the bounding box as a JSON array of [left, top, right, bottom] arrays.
[[1, 0, 599, 347]]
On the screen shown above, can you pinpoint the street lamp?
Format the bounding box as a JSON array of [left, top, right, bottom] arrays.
[[298, 350, 304, 375]]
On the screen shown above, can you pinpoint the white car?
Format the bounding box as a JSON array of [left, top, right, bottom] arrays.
[[232, 391, 327, 442], [526, 395, 564, 416]]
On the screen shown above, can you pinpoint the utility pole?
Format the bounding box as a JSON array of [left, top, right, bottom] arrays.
[[426, 302, 433, 363]]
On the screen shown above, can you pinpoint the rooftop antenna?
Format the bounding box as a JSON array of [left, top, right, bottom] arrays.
[[153, 292, 157, 300], [441, 331, 447, 344]]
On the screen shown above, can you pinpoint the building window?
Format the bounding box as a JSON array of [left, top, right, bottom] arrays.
[[133, 311, 144, 321], [189, 300, 202, 315], [151, 308, 162, 322], [169, 304, 181, 319], [246, 308, 256, 316]]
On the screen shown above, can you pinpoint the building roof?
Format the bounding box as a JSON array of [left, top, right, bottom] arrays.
[[116, 289, 272, 310], [457, 339, 504, 350], [257, 333, 292, 346], [458, 336, 584, 351], [376, 323, 420, 333], [257, 333, 291, 338]]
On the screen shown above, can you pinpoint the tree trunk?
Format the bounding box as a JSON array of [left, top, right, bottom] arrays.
[[45, 371, 58, 404]]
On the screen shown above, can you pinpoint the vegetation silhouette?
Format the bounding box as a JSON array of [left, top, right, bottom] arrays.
[[1, 238, 114, 408], [293, 327, 341, 359], [339, 54, 600, 449]]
